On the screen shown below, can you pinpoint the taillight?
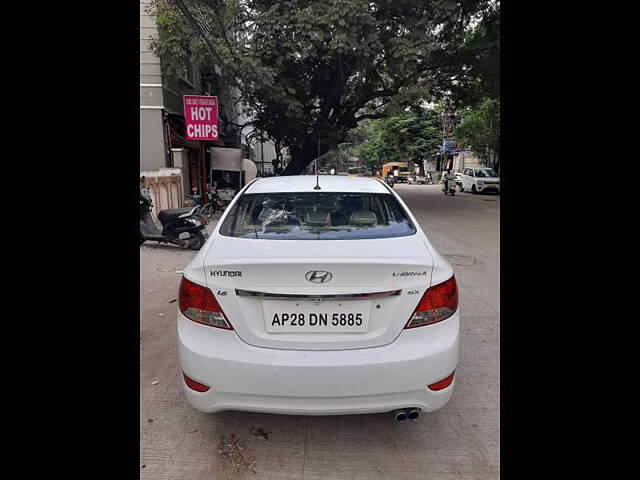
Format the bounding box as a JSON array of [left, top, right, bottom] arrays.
[[183, 373, 210, 392], [405, 275, 458, 328], [427, 371, 455, 391], [178, 276, 232, 329]]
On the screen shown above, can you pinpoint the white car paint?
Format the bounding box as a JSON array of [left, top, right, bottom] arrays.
[[177, 175, 459, 415], [459, 167, 501, 193]]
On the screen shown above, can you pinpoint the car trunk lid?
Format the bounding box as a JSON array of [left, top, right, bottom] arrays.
[[203, 235, 434, 350]]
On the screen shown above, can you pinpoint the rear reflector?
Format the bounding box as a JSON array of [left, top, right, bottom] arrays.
[[405, 275, 458, 328], [427, 371, 455, 391], [183, 373, 210, 392], [179, 276, 232, 329]]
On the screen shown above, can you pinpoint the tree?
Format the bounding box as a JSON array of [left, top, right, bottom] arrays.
[[453, 97, 499, 168], [149, 0, 496, 174], [446, 1, 499, 107], [447, 4, 499, 170], [357, 109, 442, 170]]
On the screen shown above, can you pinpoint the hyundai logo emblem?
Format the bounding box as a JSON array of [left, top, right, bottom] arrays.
[[305, 270, 333, 283]]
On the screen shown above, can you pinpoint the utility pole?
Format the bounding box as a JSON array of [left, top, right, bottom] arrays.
[[200, 142, 207, 205], [260, 130, 265, 176], [442, 98, 455, 172]]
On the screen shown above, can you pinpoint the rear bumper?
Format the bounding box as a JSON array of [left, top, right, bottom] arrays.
[[177, 311, 459, 415]]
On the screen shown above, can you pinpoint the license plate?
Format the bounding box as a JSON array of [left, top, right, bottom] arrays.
[[263, 300, 370, 333]]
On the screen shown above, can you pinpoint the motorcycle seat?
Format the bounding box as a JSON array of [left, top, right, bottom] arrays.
[[158, 207, 196, 224]]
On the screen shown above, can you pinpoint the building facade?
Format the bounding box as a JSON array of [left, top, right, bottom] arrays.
[[451, 151, 483, 172], [140, 0, 169, 173], [140, 0, 276, 202]]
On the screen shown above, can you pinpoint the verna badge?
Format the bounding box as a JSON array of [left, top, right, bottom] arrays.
[[305, 270, 332, 284]]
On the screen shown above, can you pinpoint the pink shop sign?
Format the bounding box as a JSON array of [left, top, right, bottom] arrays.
[[183, 95, 218, 141]]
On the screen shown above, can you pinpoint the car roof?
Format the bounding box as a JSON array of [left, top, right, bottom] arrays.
[[245, 175, 390, 194]]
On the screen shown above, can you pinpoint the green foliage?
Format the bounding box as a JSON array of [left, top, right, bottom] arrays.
[[357, 109, 443, 168], [448, 2, 499, 106], [149, 0, 496, 174], [453, 97, 499, 164], [445, 4, 500, 167], [147, 0, 206, 78], [317, 142, 359, 172]]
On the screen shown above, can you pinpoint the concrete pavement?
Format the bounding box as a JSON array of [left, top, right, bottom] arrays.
[[140, 183, 499, 479]]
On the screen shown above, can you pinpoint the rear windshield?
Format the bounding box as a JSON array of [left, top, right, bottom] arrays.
[[219, 192, 416, 240]]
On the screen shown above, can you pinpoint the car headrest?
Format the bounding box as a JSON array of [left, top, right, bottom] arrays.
[[305, 210, 331, 226], [349, 210, 377, 226]]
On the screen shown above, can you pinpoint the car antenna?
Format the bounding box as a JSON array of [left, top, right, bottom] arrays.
[[314, 137, 321, 190]]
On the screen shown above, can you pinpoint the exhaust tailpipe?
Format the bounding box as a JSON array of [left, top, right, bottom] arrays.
[[393, 410, 408, 423], [392, 408, 421, 422]]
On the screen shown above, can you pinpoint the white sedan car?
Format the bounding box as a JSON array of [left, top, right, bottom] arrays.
[[459, 167, 500, 193], [177, 175, 459, 421]]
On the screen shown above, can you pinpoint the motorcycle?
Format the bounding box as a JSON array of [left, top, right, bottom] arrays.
[[200, 185, 226, 220], [384, 175, 395, 188], [184, 194, 202, 207], [442, 176, 456, 196], [425, 173, 434, 185], [216, 187, 236, 205], [140, 189, 209, 250]]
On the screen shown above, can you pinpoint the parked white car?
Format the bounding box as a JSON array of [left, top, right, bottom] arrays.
[[459, 167, 500, 193], [177, 175, 459, 421]]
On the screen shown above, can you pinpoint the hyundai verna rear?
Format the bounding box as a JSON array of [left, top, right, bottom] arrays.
[[177, 176, 459, 419]]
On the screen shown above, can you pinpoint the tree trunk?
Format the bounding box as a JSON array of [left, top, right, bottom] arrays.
[[282, 142, 315, 175], [282, 136, 336, 176]]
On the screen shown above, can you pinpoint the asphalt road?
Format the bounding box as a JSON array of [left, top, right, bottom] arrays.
[[140, 183, 499, 480]]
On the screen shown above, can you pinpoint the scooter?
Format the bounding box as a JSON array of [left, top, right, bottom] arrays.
[[442, 177, 456, 196], [140, 189, 209, 250], [384, 175, 395, 188]]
